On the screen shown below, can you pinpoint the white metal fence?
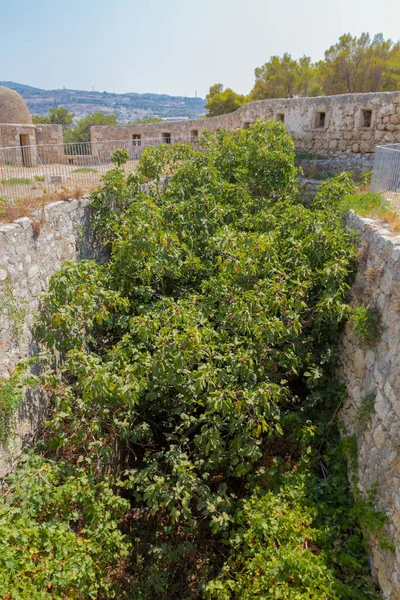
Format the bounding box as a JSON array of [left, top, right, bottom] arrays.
[[371, 143, 400, 212], [0, 136, 193, 205]]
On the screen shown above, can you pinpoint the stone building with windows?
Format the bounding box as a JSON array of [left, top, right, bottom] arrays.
[[91, 91, 400, 158]]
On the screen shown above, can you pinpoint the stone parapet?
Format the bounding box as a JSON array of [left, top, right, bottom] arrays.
[[339, 211, 400, 598], [297, 156, 374, 180], [91, 91, 400, 158]]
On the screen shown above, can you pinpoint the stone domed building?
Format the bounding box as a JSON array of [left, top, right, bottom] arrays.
[[0, 86, 64, 167], [0, 86, 33, 126], [0, 86, 37, 165]]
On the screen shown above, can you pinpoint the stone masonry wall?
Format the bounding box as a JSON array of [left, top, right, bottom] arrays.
[[0, 124, 37, 166], [298, 157, 374, 181], [0, 124, 36, 151], [0, 197, 90, 478], [339, 212, 400, 599], [91, 91, 400, 158], [35, 124, 65, 163]]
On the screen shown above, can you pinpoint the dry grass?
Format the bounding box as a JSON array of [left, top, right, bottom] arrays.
[[0, 196, 47, 224], [31, 218, 42, 238], [0, 187, 90, 225], [374, 209, 400, 233]]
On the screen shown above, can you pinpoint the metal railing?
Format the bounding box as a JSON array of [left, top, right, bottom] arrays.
[[371, 144, 400, 212], [0, 136, 194, 205]]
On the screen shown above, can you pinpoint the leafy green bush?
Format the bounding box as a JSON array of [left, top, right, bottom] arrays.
[[111, 148, 130, 167], [313, 172, 355, 210], [1, 121, 381, 598], [0, 453, 130, 599], [204, 461, 379, 600], [359, 170, 373, 187]]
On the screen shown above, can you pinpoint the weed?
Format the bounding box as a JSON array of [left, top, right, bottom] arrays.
[[354, 394, 376, 433], [72, 187, 85, 199], [31, 218, 41, 238], [72, 167, 98, 174], [356, 170, 373, 192], [1, 177, 32, 186], [351, 306, 382, 347]]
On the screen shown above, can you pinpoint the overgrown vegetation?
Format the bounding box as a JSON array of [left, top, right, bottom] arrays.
[[339, 191, 400, 234], [0, 187, 87, 225], [0, 122, 384, 598], [0, 453, 130, 599]]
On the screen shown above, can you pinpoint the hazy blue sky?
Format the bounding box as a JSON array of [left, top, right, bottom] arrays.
[[2, 0, 400, 97]]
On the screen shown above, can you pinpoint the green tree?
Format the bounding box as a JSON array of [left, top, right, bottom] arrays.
[[251, 53, 321, 100], [32, 106, 74, 127], [63, 112, 118, 143], [205, 83, 247, 117], [243, 31, 400, 102], [318, 32, 400, 94], [297, 55, 323, 97]]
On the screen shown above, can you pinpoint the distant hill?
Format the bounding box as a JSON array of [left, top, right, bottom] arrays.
[[0, 81, 206, 124]]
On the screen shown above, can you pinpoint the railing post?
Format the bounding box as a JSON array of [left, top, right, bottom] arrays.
[[371, 144, 400, 212]]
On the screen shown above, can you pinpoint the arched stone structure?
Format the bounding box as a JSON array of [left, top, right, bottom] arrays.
[[0, 86, 37, 166]]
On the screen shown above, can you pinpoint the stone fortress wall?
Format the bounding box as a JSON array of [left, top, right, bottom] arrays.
[[35, 123, 65, 163], [339, 212, 400, 599], [0, 198, 90, 478], [91, 91, 400, 158]]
